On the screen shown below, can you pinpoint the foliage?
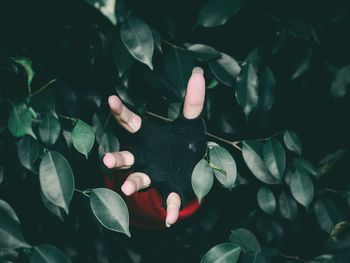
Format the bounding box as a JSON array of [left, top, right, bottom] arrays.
[[1, 0, 350, 262]]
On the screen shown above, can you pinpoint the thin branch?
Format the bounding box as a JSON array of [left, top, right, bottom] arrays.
[[247, 0, 280, 22], [74, 188, 90, 197], [30, 79, 57, 97]]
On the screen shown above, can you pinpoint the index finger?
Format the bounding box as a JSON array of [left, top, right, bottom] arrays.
[[183, 67, 206, 119]]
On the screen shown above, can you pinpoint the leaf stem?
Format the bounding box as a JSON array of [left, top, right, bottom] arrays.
[[74, 188, 90, 197], [30, 79, 57, 98], [57, 113, 77, 123]]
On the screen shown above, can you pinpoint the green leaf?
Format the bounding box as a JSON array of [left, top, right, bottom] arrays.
[[84, 0, 116, 25], [283, 130, 302, 155], [191, 159, 214, 202], [236, 62, 259, 118], [258, 66, 276, 111], [16, 135, 40, 172], [257, 187, 276, 215], [112, 32, 135, 77], [151, 28, 163, 53], [90, 188, 130, 237], [208, 145, 237, 190], [290, 169, 314, 208], [242, 141, 278, 184], [72, 120, 95, 159], [40, 191, 65, 222], [314, 198, 342, 234], [290, 47, 312, 82], [120, 16, 154, 70], [30, 244, 71, 263], [164, 47, 195, 98], [31, 88, 57, 117], [207, 79, 219, 90], [0, 166, 4, 185], [185, 43, 221, 61], [168, 102, 181, 121], [331, 64, 350, 98], [201, 243, 241, 263], [39, 151, 75, 214], [208, 52, 241, 87], [263, 138, 285, 182], [0, 209, 30, 249], [8, 103, 33, 137], [39, 115, 60, 146], [13, 57, 35, 87], [292, 157, 318, 176], [0, 200, 20, 224], [195, 0, 242, 28], [278, 190, 298, 220], [229, 228, 261, 253], [241, 252, 268, 263]]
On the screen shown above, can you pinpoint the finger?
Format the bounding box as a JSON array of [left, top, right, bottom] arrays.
[[103, 151, 134, 169], [165, 192, 181, 228], [183, 67, 206, 119], [108, 95, 142, 133], [121, 172, 151, 196]]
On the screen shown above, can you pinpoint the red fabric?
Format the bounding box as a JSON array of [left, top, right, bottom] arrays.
[[103, 174, 201, 229]]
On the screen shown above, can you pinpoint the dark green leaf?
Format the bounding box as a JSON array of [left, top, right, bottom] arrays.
[[195, 0, 242, 28], [31, 89, 57, 117], [84, 0, 116, 25], [13, 57, 35, 87], [314, 198, 342, 234], [30, 244, 71, 263], [293, 157, 318, 176], [185, 43, 221, 61], [209, 52, 241, 87], [72, 120, 95, 159], [90, 188, 130, 237], [16, 135, 39, 172], [0, 200, 20, 224], [241, 252, 268, 263], [229, 228, 261, 253], [208, 145, 237, 190], [112, 32, 135, 77], [290, 47, 312, 82], [39, 151, 75, 214], [258, 66, 276, 111], [151, 28, 163, 53], [263, 138, 285, 181], [168, 102, 181, 121], [40, 191, 65, 221], [39, 115, 60, 145], [0, 209, 30, 249], [278, 190, 298, 220], [290, 169, 314, 208], [207, 79, 219, 90], [8, 103, 33, 137], [283, 130, 302, 155], [120, 16, 154, 69], [236, 62, 259, 118], [257, 187, 276, 215], [242, 141, 278, 184], [164, 48, 195, 98], [191, 159, 214, 202], [331, 65, 350, 98], [201, 243, 241, 263]]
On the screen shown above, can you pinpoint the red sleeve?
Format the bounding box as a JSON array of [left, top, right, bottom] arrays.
[[103, 173, 201, 229]]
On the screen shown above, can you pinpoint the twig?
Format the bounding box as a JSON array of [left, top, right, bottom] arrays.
[[247, 0, 280, 22], [30, 79, 57, 97]]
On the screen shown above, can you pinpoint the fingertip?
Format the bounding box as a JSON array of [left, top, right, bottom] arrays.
[[108, 95, 122, 113], [192, 66, 204, 75], [121, 181, 136, 196], [103, 153, 116, 168]]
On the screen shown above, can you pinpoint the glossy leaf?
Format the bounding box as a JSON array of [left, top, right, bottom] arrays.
[[229, 228, 261, 253], [39, 151, 74, 214], [201, 243, 241, 263], [314, 198, 342, 234], [16, 135, 39, 172], [257, 187, 276, 215], [258, 66, 276, 111], [39, 115, 60, 145], [90, 188, 130, 237], [121, 16, 154, 69], [8, 103, 33, 137], [283, 130, 302, 155], [290, 47, 312, 82], [72, 120, 95, 159], [263, 138, 285, 181], [191, 159, 214, 202], [236, 62, 259, 118], [168, 102, 181, 121], [31, 88, 57, 117], [164, 48, 195, 98], [112, 32, 135, 77], [13, 57, 35, 87], [185, 43, 220, 61], [31, 244, 71, 263], [293, 157, 318, 176], [278, 191, 298, 220], [40, 191, 65, 221], [209, 52, 241, 87], [290, 169, 314, 208], [242, 141, 278, 184], [208, 145, 237, 190], [195, 0, 242, 28], [0, 209, 30, 249], [0, 199, 20, 224], [84, 0, 116, 25], [331, 64, 350, 98]]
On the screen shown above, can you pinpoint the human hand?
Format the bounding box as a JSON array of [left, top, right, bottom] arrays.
[[103, 67, 206, 227]]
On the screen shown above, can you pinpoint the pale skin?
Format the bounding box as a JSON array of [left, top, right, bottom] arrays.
[[103, 67, 206, 227]]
